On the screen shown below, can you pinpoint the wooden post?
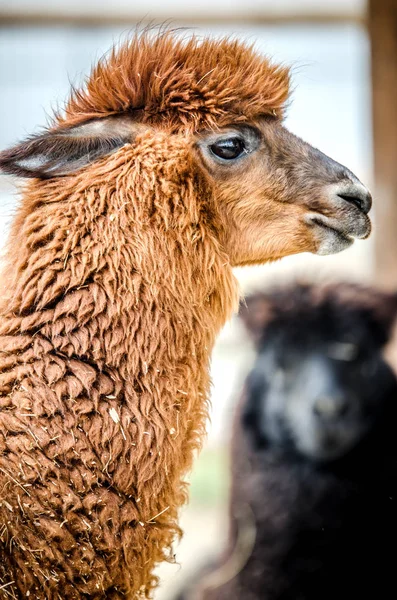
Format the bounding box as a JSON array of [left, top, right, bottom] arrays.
[[369, 0, 397, 289]]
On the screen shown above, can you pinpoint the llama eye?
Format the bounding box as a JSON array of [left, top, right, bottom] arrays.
[[209, 137, 246, 160], [327, 342, 358, 361]]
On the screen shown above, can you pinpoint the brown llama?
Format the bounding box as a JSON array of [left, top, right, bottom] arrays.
[[0, 31, 372, 599]]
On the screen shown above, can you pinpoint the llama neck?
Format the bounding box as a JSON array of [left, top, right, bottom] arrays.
[[0, 138, 240, 597], [0, 136, 239, 384]]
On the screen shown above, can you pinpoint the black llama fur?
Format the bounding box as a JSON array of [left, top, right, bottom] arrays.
[[174, 283, 397, 600]]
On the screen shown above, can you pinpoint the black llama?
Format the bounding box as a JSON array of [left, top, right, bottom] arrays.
[[174, 283, 397, 600]]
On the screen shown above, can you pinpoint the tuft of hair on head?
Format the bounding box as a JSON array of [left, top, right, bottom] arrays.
[[56, 29, 291, 132], [239, 281, 397, 349]]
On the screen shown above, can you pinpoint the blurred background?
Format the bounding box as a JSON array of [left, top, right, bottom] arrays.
[[0, 0, 395, 597]]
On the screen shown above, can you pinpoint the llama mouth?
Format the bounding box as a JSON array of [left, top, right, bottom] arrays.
[[311, 218, 352, 242], [307, 215, 355, 256]]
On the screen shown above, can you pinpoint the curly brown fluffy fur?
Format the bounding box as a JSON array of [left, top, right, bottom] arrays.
[[0, 30, 292, 599], [61, 31, 290, 132], [0, 130, 241, 597], [0, 28, 361, 600]]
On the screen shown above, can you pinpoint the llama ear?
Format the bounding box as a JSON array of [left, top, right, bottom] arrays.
[[239, 294, 273, 345], [330, 284, 397, 345], [367, 291, 397, 344], [0, 116, 143, 179]]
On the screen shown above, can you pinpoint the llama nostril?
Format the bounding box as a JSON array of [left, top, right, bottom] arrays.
[[313, 397, 348, 420], [336, 183, 372, 215]]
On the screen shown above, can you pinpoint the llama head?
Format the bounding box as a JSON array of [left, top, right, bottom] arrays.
[[239, 283, 397, 462], [0, 31, 372, 267]]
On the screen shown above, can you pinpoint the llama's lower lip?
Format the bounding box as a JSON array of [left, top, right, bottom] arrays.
[[312, 218, 352, 242], [308, 216, 354, 256]]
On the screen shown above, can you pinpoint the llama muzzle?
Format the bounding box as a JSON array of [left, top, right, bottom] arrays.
[[305, 178, 372, 255]]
